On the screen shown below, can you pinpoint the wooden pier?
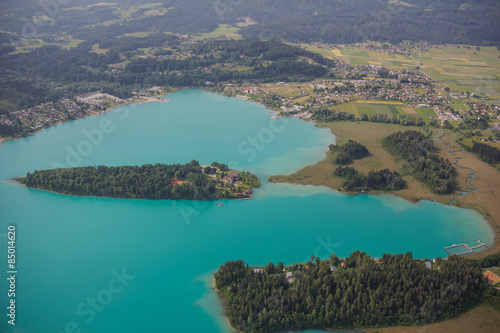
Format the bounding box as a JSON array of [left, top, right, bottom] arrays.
[[444, 240, 488, 256]]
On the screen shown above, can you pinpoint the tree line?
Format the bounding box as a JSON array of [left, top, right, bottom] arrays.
[[329, 139, 369, 165], [334, 167, 406, 192], [470, 142, 500, 163], [17, 160, 239, 200], [383, 131, 456, 194], [214, 251, 488, 332], [311, 108, 425, 127]]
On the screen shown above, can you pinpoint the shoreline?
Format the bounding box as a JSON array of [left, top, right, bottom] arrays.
[[0, 95, 172, 144], [2, 88, 498, 257], [10, 176, 256, 202], [213, 276, 364, 333], [267, 120, 499, 258], [211, 278, 237, 333], [203, 89, 500, 258], [0, 86, 275, 145]]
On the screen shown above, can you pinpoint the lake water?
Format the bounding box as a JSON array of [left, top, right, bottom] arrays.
[[0, 90, 494, 333]]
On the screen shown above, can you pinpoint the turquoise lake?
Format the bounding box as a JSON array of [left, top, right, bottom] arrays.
[[0, 89, 494, 332]]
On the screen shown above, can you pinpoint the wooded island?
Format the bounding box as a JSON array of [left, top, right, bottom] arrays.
[[16, 160, 259, 200]]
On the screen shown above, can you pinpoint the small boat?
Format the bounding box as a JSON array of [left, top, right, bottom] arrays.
[[218, 202, 223, 207]]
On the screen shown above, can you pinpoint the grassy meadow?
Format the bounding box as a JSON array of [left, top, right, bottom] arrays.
[[194, 25, 242, 40]]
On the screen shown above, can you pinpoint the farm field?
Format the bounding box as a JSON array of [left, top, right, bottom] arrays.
[[193, 24, 242, 40], [309, 44, 500, 103], [331, 102, 359, 116], [91, 43, 110, 54], [260, 82, 437, 121], [260, 83, 315, 98], [338, 101, 435, 120]]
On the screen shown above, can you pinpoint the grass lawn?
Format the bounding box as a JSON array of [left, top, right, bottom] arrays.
[[59, 37, 84, 50], [415, 107, 437, 119], [347, 56, 368, 65], [461, 137, 500, 150], [194, 25, 242, 40], [91, 43, 109, 54], [331, 102, 359, 116], [300, 44, 335, 60], [143, 8, 169, 16], [260, 84, 315, 98], [122, 31, 153, 37], [356, 102, 405, 116], [341, 48, 369, 57]]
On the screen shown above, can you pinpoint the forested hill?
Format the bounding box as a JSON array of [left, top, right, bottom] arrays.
[[214, 252, 488, 332], [1, 0, 498, 46], [16, 161, 260, 200], [234, 0, 500, 45], [0, 39, 331, 113]]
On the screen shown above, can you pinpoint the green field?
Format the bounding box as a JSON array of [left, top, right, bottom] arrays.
[[194, 25, 242, 40], [299, 44, 335, 60], [59, 37, 84, 49], [260, 84, 315, 98], [357, 103, 404, 116], [91, 43, 110, 54], [415, 107, 437, 120], [306, 43, 500, 103], [331, 102, 359, 116]]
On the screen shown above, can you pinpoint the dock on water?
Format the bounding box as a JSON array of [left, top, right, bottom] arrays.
[[444, 240, 490, 256]]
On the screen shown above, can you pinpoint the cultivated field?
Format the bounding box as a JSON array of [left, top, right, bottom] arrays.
[[194, 25, 242, 40], [310, 44, 500, 103]]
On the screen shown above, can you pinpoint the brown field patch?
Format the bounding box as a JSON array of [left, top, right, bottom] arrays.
[[377, 305, 500, 333], [402, 106, 417, 114], [269, 122, 425, 193]]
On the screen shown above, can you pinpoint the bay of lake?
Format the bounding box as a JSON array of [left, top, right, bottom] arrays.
[[0, 90, 493, 332]]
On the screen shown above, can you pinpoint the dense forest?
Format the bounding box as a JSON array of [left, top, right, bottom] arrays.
[[383, 131, 456, 194], [214, 251, 488, 332], [1, 0, 498, 46], [329, 140, 369, 165], [16, 160, 259, 200], [470, 142, 500, 163], [236, 0, 500, 45], [311, 109, 356, 122], [334, 167, 406, 192], [0, 39, 332, 113]]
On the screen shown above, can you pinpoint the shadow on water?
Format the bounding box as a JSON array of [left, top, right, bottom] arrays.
[[438, 134, 477, 205]]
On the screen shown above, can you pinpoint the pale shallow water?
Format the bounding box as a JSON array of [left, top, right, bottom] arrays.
[[0, 90, 493, 333]]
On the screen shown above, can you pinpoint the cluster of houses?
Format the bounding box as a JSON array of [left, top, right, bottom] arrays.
[[463, 102, 500, 119], [253, 259, 437, 284], [222, 172, 240, 184], [218, 172, 253, 197], [0, 99, 98, 135], [432, 105, 463, 122], [76, 92, 123, 107]]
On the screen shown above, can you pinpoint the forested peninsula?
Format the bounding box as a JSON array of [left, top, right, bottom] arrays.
[[215, 251, 500, 332], [15, 160, 259, 200], [383, 131, 457, 194]]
